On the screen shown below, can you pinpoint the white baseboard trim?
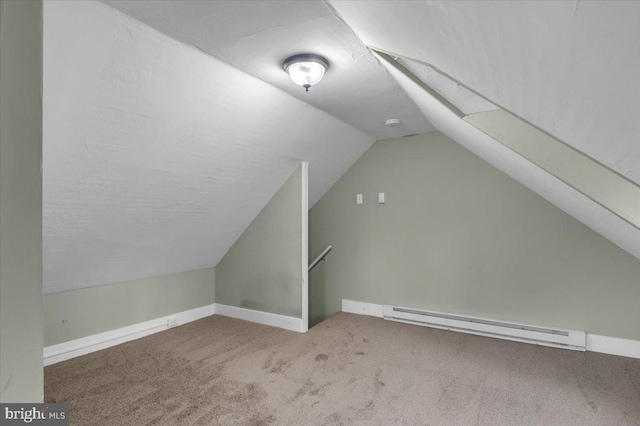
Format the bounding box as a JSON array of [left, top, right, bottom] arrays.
[[586, 334, 640, 359], [214, 303, 304, 333], [342, 299, 384, 318], [44, 304, 215, 366], [341, 299, 640, 359]]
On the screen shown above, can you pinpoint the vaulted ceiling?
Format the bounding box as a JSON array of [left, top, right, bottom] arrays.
[[44, 0, 377, 292], [329, 0, 640, 184], [102, 0, 435, 140], [43, 0, 639, 293]]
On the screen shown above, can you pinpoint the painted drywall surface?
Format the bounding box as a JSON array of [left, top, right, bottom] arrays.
[[309, 132, 640, 340], [216, 165, 302, 318], [329, 1, 640, 184], [44, 268, 214, 346], [377, 50, 640, 262], [102, 0, 434, 140], [397, 57, 497, 115], [43, 0, 373, 293], [0, 0, 44, 402], [464, 110, 640, 229]]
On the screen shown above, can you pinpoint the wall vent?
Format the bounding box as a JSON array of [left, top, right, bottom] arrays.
[[383, 305, 586, 351]]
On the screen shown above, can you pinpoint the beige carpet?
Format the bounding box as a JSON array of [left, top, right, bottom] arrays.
[[45, 312, 640, 425]]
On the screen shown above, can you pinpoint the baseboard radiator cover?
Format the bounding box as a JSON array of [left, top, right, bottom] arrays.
[[383, 305, 587, 351]]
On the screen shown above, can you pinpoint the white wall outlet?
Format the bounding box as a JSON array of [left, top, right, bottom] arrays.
[[378, 192, 385, 204], [356, 194, 363, 204], [167, 317, 179, 328]]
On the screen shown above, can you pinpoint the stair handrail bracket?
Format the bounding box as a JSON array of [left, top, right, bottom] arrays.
[[308, 245, 332, 272]]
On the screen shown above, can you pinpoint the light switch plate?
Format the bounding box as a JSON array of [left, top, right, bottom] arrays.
[[378, 192, 385, 204], [357, 194, 363, 204]]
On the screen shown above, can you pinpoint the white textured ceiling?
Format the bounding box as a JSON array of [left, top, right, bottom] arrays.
[[397, 58, 498, 115], [330, 0, 640, 184], [102, 0, 435, 140], [43, 0, 373, 292], [44, 0, 640, 292]]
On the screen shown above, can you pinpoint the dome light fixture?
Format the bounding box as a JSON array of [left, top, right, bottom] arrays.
[[283, 54, 329, 93]]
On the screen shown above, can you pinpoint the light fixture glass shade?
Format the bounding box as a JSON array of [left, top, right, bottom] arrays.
[[283, 54, 329, 92], [287, 62, 326, 87]]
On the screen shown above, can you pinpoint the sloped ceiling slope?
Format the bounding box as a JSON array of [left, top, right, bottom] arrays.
[[102, 0, 434, 140], [330, 1, 640, 259], [330, 0, 640, 184], [43, 0, 373, 293], [378, 53, 640, 260]]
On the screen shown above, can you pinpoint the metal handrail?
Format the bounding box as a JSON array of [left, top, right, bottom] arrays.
[[308, 245, 332, 272]]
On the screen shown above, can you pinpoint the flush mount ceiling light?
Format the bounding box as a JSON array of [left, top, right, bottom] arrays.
[[283, 54, 329, 93]]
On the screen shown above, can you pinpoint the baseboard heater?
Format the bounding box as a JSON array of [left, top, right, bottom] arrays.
[[383, 305, 586, 351]]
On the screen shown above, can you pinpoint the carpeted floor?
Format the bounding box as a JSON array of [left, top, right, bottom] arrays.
[[45, 312, 640, 425]]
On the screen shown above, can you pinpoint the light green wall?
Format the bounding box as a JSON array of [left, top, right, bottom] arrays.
[[44, 267, 215, 346], [309, 132, 640, 339], [216, 165, 303, 318], [0, 0, 44, 402]]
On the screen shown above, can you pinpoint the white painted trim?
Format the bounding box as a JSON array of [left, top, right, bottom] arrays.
[[586, 334, 640, 359], [342, 299, 384, 318], [341, 299, 640, 359], [44, 304, 215, 366], [214, 303, 304, 333], [301, 161, 309, 333]]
